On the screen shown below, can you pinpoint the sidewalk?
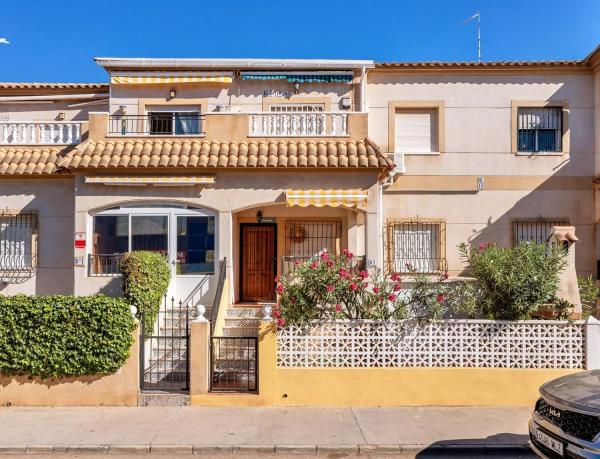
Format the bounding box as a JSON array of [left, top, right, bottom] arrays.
[[0, 406, 532, 455]]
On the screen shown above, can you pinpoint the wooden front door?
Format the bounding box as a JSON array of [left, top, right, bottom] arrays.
[[240, 224, 277, 302]]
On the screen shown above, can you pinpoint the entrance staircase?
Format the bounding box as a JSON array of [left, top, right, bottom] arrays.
[[221, 305, 262, 337]]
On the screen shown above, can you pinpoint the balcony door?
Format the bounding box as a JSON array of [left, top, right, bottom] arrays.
[[240, 224, 276, 303]]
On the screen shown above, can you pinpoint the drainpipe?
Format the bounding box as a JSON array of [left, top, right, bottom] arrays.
[[377, 181, 384, 270], [360, 66, 367, 112]]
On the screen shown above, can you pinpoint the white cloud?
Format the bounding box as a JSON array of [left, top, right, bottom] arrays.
[[0, 38, 10, 45]]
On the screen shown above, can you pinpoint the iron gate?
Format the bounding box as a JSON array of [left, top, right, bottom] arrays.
[[140, 296, 190, 392], [210, 337, 258, 392]]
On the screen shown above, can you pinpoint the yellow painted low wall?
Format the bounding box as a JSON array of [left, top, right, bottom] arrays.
[[193, 323, 579, 407], [0, 327, 139, 407]]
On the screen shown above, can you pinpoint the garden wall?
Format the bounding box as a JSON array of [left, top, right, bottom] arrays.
[[192, 320, 599, 407], [0, 328, 139, 407]]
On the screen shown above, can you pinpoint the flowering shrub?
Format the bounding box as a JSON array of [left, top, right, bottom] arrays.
[[275, 249, 453, 326], [458, 241, 567, 320]]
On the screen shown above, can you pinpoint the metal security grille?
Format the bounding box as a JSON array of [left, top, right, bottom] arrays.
[[270, 104, 325, 112], [283, 220, 342, 274], [512, 219, 570, 245], [88, 254, 123, 276], [386, 221, 446, 274], [0, 213, 37, 271], [210, 337, 258, 392], [517, 107, 562, 152], [140, 296, 190, 392]]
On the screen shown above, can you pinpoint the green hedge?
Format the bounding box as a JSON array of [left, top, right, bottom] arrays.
[[120, 251, 170, 333], [0, 295, 136, 378]]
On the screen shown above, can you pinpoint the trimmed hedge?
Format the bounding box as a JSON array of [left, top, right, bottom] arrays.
[[120, 251, 170, 333], [0, 295, 136, 378]]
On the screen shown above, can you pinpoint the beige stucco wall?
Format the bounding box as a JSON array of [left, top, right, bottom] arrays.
[[109, 79, 353, 116], [370, 71, 597, 276], [73, 171, 381, 302], [0, 101, 108, 122], [0, 178, 75, 295], [0, 327, 139, 406]]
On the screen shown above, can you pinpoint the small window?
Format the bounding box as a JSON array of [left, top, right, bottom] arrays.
[[512, 219, 570, 246], [0, 213, 37, 271], [517, 107, 562, 153], [283, 220, 342, 273], [147, 111, 200, 135], [387, 221, 446, 274], [394, 109, 438, 154]]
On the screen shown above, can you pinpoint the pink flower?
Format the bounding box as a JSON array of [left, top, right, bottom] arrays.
[[335, 304, 342, 312], [443, 272, 449, 280], [388, 294, 397, 302], [320, 251, 330, 262], [327, 260, 334, 268], [326, 285, 335, 293], [274, 275, 281, 283], [478, 243, 487, 251], [343, 248, 354, 259], [294, 259, 302, 266], [390, 272, 400, 282], [393, 283, 402, 291], [310, 261, 318, 269], [277, 284, 285, 294], [277, 318, 286, 327], [349, 282, 359, 292], [359, 270, 369, 280], [436, 294, 445, 303], [338, 268, 350, 279], [273, 311, 281, 318], [373, 287, 380, 294]]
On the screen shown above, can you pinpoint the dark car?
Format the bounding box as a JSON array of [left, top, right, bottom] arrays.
[[530, 370, 600, 458]]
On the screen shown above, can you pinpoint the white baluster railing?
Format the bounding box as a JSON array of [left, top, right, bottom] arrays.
[[0, 121, 83, 145], [248, 112, 350, 137]]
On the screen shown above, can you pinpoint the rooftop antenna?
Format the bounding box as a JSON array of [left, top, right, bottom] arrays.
[[463, 10, 481, 62]]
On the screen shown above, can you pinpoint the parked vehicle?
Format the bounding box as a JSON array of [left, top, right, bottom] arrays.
[[530, 370, 600, 458]]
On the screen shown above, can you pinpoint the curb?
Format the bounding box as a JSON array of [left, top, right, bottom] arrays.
[[0, 443, 532, 455]]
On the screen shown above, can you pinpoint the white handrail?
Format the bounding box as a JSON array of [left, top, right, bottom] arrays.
[[248, 112, 350, 137], [0, 121, 83, 145]]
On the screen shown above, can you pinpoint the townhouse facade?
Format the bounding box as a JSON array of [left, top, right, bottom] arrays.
[[0, 46, 599, 310]]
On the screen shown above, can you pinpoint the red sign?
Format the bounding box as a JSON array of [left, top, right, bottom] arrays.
[[74, 232, 86, 249]]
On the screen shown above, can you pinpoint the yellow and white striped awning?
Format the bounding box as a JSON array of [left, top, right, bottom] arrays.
[[286, 189, 368, 208], [110, 71, 234, 85], [85, 176, 216, 186]]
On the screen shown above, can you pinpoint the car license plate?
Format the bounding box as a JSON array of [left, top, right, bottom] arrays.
[[533, 427, 564, 456]]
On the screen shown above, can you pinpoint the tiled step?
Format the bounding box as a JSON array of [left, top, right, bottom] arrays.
[[226, 307, 263, 318], [221, 326, 259, 337], [224, 317, 261, 328]]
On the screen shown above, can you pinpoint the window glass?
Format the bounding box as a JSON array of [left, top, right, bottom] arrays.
[[131, 215, 168, 256], [517, 107, 562, 152], [176, 216, 215, 275], [148, 112, 174, 135], [93, 216, 129, 255]]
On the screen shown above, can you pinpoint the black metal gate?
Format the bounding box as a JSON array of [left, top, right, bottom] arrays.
[[210, 337, 258, 392], [140, 296, 190, 392]]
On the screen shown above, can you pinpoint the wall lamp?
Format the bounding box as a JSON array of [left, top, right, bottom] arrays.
[[169, 88, 177, 98]]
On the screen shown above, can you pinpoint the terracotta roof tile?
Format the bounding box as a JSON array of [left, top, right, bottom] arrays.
[[61, 139, 392, 171], [0, 148, 66, 175], [375, 60, 587, 70], [0, 82, 108, 90]]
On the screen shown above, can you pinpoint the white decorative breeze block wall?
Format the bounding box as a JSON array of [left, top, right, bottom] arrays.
[[277, 320, 585, 369]]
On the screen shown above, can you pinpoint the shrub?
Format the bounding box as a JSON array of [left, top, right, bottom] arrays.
[[458, 241, 567, 320], [578, 275, 600, 319], [120, 251, 170, 333], [276, 249, 454, 326], [0, 295, 135, 378]]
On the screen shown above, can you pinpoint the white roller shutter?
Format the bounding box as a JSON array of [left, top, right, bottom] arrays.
[[394, 109, 438, 153]]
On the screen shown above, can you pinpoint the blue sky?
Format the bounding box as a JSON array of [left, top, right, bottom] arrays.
[[1, 0, 599, 82]]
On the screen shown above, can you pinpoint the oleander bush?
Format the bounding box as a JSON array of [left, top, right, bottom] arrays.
[[578, 275, 600, 319], [458, 241, 567, 320], [276, 249, 462, 327], [0, 295, 135, 378], [120, 250, 170, 333]]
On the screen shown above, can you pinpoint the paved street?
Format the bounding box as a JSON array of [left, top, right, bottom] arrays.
[[0, 406, 533, 456]]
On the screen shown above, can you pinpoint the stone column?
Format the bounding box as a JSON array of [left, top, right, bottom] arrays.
[[189, 319, 210, 396]]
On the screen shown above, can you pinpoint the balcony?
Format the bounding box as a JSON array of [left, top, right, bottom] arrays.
[[249, 112, 349, 137], [0, 121, 84, 145], [108, 114, 205, 136]]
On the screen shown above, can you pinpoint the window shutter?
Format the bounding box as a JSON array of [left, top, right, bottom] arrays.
[[394, 109, 438, 153]]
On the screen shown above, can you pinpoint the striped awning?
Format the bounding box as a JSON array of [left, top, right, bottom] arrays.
[[240, 71, 353, 83], [85, 176, 216, 186], [110, 71, 233, 84], [286, 189, 368, 208]]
